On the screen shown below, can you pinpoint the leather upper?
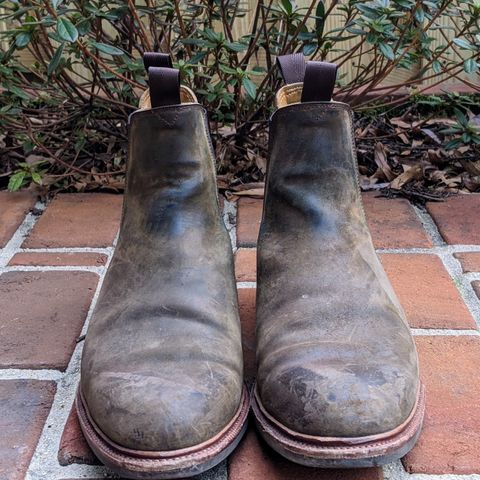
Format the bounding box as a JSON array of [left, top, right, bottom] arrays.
[[81, 104, 243, 451], [256, 102, 420, 438]]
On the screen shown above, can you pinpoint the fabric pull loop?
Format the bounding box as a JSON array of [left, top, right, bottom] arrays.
[[143, 52, 173, 72], [301, 61, 338, 102], [276, 53, 306, 84], [148, 67, 181, 108]]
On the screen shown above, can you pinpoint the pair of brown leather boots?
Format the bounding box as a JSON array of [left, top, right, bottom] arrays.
[[76, 53, 425, 479]]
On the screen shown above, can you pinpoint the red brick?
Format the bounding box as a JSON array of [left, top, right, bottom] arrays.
[[235, 249, 256, 282], [8, 252, 108, 267], [0, 271, 98, 370], [58, 405, 99, 466], [426, 194, 480, 244], [0, 380, 56, 480], [472, 281, 480, 300], [237, 288, 256, 383], [362, 193, 432, 249], [236, 198, 262, 247], [23, 193, 122, 248], [0, 191, 36, 247], [381, 254, 476, 329], [229, 427, 383, 480], [454, 252, 480, 273], [403, 336, 480, 474]]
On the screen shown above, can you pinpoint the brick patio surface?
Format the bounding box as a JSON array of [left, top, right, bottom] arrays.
[[1, 192, 480, 480]]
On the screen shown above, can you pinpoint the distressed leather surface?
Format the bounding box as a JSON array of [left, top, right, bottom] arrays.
[[256, 102, 420, 437], [81, 104, 243, 451]]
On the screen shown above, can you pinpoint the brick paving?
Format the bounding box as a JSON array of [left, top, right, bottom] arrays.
[[0, 271, 98, 370], [380, 254, 476, 329], [0, 380, 56, 480], [403, 336, 480, 474], [426, 195, 480, 245], [0, 192, 479, 479], [23, 193, 122, 248], [454, 252, 480, 273], [0, 191, 36, 248], [8, 252, 108, 267]]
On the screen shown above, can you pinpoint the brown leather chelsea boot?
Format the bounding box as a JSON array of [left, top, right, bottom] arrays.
[[252, 53, 425, 468], [76, 53, 248, 479]]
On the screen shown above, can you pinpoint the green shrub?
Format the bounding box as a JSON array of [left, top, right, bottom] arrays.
[[0, 0, 479, 192]]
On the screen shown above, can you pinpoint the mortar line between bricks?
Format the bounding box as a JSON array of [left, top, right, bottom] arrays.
[[411, 328, 479, 336], [3, 265, 105, 274], [0, 201, 45, 269], [0, 369, 63, 381], [18, 247, 114, 254], [465, 272, 480, 281], [437, 251, 480, 330], [238, 246, 480, 254], [25, 243, 116, 479], [377, 246, 480, 254], [412, 205, 446, 247]]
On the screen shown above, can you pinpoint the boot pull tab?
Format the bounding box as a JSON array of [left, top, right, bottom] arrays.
[[301, 61, 338, 102], [276, 53, 306, 84], [148, 67, 181, 107], [277, 54, 337, 102], [143, 52, 180, 107], [143, 52, 173, 70]]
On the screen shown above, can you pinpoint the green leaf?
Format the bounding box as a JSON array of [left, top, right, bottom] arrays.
[[91, 42, 125, 56], [303, 43, 317, 56], [9, 85, 31, 100], [15, 32, 31, 48], [414, 7, 425, 23], [464, 58, 478, 74], [454, 107, 468, 126], [432, 60, 442, 74], [47, 43, 64, 76], [31, 171, 42, 185], [444, 138, 463, 150], [279, 0, 293, 15], [57, 18, 78, 43], [76, 18, 91, 36], [453, 38, 472, 50], [219, 64, 238, 75], [8, 171, 26, 191], [242, 77, 256, 99], [225, 42, 247, 52], [315, 1, 325, 41], [379, 43, 395, 61]]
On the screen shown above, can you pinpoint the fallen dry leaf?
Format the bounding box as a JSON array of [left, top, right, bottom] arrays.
[[390, 165, 423, 189], [374, 142, 396, 181], [421, 128, 441, 144]]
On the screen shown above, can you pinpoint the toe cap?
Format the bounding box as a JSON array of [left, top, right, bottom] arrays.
[[82, 365, 243, 451], [257, 343, 419, 438]]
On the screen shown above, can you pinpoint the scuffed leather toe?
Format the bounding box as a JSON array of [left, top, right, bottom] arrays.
[[258, 340, 419, 438], [83, 365, 243, 451]]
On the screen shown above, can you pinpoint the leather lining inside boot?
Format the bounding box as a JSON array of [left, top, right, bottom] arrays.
[[138, 85, 198, 109], [276, 83, 304, 108], [276, 83, 343, 109]]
